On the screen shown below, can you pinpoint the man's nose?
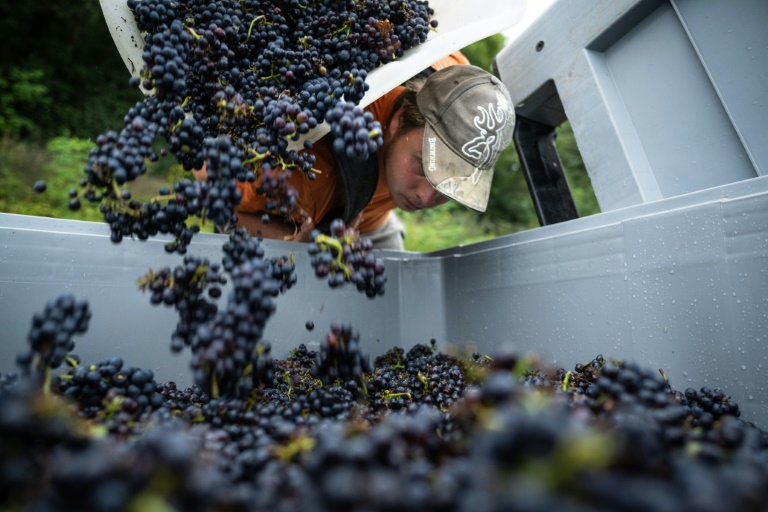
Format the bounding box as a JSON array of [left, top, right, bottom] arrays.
[[419, 185, 447, 208]]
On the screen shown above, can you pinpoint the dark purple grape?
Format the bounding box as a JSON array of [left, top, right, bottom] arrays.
[[310, 219, 386, 298]]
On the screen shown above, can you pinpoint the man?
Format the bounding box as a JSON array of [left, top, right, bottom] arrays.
[[204, 58, 516, 250]]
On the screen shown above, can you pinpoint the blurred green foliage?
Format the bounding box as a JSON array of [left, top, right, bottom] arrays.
[[0, 1, 142, 140], [0, 137, 102, 221], [0, 68, 52, 139]]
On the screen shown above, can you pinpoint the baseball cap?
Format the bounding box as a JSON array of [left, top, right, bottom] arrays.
[[417, 65, 515, 213]]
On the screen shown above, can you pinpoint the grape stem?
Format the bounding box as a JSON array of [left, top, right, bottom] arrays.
[[244, 15, 270, 43], [148, 194, 177, 204], [243, 149, 271, 166], [562, 370, 572, 392], [381, 390, 413, 403], [102, 395, 124, 420], [111, 181, 123, 200], [314, 234, 352, 279], [283, 371, 294, 400], [273, 435, 316, 462], [331, 22, 351, 37], [42, 364, 52, 396], [106, 182, 142, 216], [184, 26, 203, 40], [359, 376, 368, 397], [211, 372, 220, 399]]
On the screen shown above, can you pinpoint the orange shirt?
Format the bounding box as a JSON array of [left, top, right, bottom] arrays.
[[235, 51, 470, 234], [236, 87, 403, 234]]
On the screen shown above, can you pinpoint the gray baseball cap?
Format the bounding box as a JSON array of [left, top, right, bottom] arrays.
[[417, 65, 515, 213]]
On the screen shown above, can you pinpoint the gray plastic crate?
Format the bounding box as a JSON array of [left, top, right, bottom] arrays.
[[494, 0, 767, 213], [0, 213, 444, 386], [2, 0, 767, 429], [2, 173, 767, 423]]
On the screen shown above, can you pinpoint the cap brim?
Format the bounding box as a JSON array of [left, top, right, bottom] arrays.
[[422, 124, 494, 213]]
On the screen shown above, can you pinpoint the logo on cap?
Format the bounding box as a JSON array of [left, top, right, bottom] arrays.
[[428, 137, 437, 172], [461, 99, 514, 169]]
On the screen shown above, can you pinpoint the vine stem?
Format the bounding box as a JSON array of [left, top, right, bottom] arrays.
[[43, 365, 52, 396], [211, 372, 220, 399], [562, 371, 572, 392], [185, 26, 203, 40], [314, 234, 353, 279], [245, 15, 269, 43]]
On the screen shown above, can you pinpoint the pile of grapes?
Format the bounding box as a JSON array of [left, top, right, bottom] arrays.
[[3, 284, 768, 511], [12, 1, 768, 510], [63, 0, 437, 254]]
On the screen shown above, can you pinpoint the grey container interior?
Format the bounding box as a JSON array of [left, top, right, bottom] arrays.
[[3, 174, 767, 422], [494, 0, 767, 212], [2, 0, 767, 425]]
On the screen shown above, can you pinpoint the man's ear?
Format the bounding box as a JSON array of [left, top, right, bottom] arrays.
[[387, 105, 405, 136]]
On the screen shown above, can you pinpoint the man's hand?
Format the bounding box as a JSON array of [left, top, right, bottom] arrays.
[[192, 163, 207, 181], [285, 215, 316, 243], [235, 211, 314, 243], [348, 212, 363, 231]]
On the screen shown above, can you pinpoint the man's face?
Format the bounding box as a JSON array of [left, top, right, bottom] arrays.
[[382, 126, 450, 212]]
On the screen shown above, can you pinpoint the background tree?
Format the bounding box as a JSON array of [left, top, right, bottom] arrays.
[[0, 1, 141, 139]]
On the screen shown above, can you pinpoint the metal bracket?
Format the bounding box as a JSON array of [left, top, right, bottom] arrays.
[[513, 115, 579, 226]]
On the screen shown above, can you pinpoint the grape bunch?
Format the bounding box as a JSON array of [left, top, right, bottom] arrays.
[[54, 356, 164, 432], [139, 255, 226, 306], [221, 226, 266, 269], [83, 117, 245, 253], [366, 341, 465, 414], [134, 19, 191, 102], [139, 255, 226, 352], [15, 294, 91, 389], [221, 226, 297, 291], [188, 253, 285, 398], [97, 180, 198, 250], [194, 136, 246, 228], [72, 0, 438, 253], [311, 323, 373, 385], [326, 100, 384, 160], [136, 227, 294, 397], [256, 158, 303, 218], [83, 105, 160, 193], [309, 218, 387, 297], [127, 0, 179, 33]]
